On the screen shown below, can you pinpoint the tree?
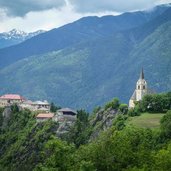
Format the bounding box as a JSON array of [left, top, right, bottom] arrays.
[[66, 109, 92, 147], [105, 98, 120, 110], [119, 104, 128, 114], [50, 102, 60, 112], [160, 110, 171, 138], [140, 93, 171, 113], [153, 143, 171, 171], [113, 114, 127, 130], [11, 104, 19, 113]]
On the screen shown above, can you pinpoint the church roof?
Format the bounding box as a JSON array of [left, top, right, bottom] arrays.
[[130, 90, 136, 100], [140, 68, 144, 79]]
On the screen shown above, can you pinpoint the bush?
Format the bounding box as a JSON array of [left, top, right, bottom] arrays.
[[119, 104, 128, 114], [113, 114, 128, 130], [140, 92, 171, 113], [160, 110, 171, 138], [128, 108, 140, 117], [105, 98, 120, 110]]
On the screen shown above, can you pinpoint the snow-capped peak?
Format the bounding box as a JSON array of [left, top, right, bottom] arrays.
[[0, 29, 45, 40]]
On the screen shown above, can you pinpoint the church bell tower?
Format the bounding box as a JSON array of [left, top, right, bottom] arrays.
[[129, 68, 148, 108], [136, 68, 147, 101]]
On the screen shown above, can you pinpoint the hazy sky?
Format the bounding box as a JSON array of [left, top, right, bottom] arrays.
[[0, 0, 171, 32]]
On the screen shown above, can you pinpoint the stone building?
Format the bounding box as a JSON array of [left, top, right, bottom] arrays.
[[56, 108, 77, 123], [129, 69, 149, 108], [0, 94, 25, 107], [56, 108, 77, 135]]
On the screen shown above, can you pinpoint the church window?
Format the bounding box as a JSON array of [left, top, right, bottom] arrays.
[[138, 85, 140, 89], [143, 85, 145, 89]]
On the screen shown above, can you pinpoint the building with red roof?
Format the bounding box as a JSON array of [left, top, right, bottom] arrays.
[[36, 113, 55, 122], [0, 94, 26, 107]]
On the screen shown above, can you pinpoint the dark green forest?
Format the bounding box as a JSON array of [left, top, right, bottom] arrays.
[[0, 92, 171, 171]]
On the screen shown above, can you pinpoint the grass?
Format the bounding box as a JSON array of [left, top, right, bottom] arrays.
[[127, 113, 165, 129]]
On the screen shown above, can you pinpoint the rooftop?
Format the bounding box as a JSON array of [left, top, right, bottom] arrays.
[[0, 94, 25, 100], [58, 108, 77, 114], [36, 113, 54, 118], [33, 100, 49, 105]]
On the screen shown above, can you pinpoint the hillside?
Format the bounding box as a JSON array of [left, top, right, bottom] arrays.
[[0, 5, 169, 69], [0, 96, 171, 171], [0, 5, 171, 110], [127, 113, 164, 129]]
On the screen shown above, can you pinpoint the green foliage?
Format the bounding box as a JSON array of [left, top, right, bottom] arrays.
[[1, 97, 171, 170], [128, 108, 140, 117], [11, 104, 19, 113], [92, 106, 101, 115], [35, 137, 75, 171], [105, 98, 120, 110], [0, 107, 58, 171], [65, 109, 92, 148], [73, 126, 155, 171], [78, 161, 96, 171], [113, 114, 128, 130], [140, 92, 171, 113], [118, 104, 128, 114], [152, 143, 171, 171], [50, 102, 61, 113], [128, 113, 164, 129], [160, 110, 171, 138], [0, 107, 4, 128]]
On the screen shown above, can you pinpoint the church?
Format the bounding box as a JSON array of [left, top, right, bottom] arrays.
[[129, 69, 149, 108]]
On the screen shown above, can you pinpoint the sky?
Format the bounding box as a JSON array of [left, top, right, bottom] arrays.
[[0, 0, 171, 32]]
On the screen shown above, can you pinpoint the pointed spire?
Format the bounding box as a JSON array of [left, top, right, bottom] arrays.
[[140, 68, 144, 79]]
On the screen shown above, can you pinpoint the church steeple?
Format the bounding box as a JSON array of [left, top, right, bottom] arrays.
[[140, 68, 144, 79], [129, 68, 149, 108]]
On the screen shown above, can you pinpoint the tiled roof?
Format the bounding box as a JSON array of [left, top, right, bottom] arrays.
[[36, 113, 54, 118], [0, 94, 25, 100]]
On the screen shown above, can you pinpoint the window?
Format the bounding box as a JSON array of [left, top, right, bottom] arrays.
[[138, 85, 140, 89], [143, 85, 145, 89]]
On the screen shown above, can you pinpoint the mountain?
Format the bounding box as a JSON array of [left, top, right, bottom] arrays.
[[0, 4, 169, 69], [0, 29, 45, 49], [0, 5, 171, 110]]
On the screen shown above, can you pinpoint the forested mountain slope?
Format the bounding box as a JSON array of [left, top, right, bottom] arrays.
[[0, 6, 171, 110]]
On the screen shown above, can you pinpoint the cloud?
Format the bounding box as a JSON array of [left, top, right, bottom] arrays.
[[70, 0, 171, 13], [0, 3, 83, 32], [0, 0, 171, 32], [0, 0, 171, 17], [0, 0, 65, 16]]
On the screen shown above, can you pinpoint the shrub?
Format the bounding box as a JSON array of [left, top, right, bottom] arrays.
[[105, 98, 120, 110], [160, 110, 171, 138], [119, 104, 128, 114], [128, 108, 140, 117]]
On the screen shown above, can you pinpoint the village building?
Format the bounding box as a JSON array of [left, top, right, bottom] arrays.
[[31, 100, 50, 111], [20, 100, 33, 110], [129, 69, 150, 108], [20, 100, 50, 112], [36, 113, 55, 122], [56, 108, 77, 123], [56, 108, 77, 135], [0, 94, 26, 107]]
